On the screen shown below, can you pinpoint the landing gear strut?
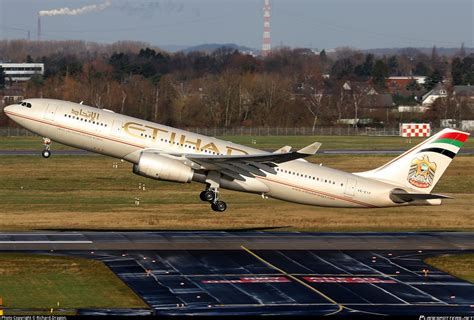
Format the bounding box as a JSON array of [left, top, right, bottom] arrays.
[[200, 171, 227, 212], [42, 138, 52, 158]]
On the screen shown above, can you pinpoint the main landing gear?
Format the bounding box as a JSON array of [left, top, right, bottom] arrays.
[[42, 138, 52, 158], [200, 188, 227, 212], [200, 171, 227, 212]]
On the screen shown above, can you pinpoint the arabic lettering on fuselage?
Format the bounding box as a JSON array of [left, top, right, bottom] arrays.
[[71, 109, 99, 121], [124, 122, 249, 155]]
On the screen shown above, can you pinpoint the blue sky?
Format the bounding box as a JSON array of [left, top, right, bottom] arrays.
[[0, 0, 472, 49]]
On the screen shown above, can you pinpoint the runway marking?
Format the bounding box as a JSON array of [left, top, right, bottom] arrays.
[[156, 273, 401, 277], [362, 253, 448, 305], [0, 233, 83, 236], [202, 277, 291, 284], [303, 276, 396, 284], [240, 245, 344, 315], [0, 241, 93, 244], [314, 253, 408, 305]]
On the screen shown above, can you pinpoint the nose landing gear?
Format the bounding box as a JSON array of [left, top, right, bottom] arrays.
[[42, 138, 52, 158]]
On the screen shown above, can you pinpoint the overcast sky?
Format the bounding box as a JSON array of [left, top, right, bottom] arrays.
[[0, 0, 472, 50]]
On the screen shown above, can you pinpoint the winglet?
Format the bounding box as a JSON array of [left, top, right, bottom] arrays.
[[297, 142, 321, 155], [274, 145, 292, 154]]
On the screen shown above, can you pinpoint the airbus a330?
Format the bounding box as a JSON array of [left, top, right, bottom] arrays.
[[4, 99, 469, 212]]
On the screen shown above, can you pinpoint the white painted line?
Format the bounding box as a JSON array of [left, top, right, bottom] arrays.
[[0, 241, 93, 244], [0, 234, 83, 236]]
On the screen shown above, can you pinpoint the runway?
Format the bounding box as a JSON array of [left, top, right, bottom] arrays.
[[1, 231, 474, 316]]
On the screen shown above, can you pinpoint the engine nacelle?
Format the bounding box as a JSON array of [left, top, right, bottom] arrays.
[[133, 152, 193, 183]]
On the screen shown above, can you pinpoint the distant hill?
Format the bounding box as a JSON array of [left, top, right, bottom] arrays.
[[362, 47, 474, 57], [158, 45, 190, 52], [179, 43, 256, 54]]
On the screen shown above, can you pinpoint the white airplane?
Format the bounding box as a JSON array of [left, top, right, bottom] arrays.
[[4, 98, 469, 212]]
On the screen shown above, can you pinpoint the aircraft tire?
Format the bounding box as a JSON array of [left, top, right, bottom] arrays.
[[199, 191, 208, 201], [203, 190, 216, 202], [211, 201, 227, 212], [42, 150, 51, 158]]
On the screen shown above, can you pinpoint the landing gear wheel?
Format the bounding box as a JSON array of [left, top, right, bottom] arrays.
[[203, 190, 216, 202], [42, 137, 52, 159], [211, 201, 227, 212]]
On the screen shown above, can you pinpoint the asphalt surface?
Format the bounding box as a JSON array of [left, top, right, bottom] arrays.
[[1, 231, 474, 316]]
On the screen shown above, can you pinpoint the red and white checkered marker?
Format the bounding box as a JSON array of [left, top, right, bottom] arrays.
[[400, 123, 431, 137]]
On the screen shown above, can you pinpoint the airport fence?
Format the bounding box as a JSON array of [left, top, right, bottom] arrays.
[[0, 126, 458, 137], [181, 127, 402, 137], [0, 126, 401, 137]]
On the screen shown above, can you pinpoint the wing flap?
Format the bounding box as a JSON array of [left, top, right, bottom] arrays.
[[162, 141, 321, 181]]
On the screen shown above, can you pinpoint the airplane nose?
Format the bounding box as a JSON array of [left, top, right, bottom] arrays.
[[3, 105, 14, 117]]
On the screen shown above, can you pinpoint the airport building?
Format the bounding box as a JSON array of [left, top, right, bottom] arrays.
[[0, 63, 44, 81]]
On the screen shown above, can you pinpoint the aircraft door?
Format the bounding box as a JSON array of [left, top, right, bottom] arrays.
[[344, 178, 357, 196], [111, 120, 123, 137], [44, 104, 58, 121]]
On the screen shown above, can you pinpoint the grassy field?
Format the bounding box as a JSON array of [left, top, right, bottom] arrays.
[[2, 134, 473, 151], [426, 254, 474, 284], [0, 253, 147, 310], [0, 154, 472, 231]]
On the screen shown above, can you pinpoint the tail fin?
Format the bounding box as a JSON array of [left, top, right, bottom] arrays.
[[356, 128, 469, 193]]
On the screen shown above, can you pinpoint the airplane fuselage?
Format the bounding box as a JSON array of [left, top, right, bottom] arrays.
[[4, 98, 427, 208]]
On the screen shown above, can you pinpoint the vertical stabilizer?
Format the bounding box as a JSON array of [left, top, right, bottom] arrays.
[[356, 129, 469, 193]]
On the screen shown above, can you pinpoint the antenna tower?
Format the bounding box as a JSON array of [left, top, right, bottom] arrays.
[[262, 0, 271, 57], [37, 15, 41, 41]]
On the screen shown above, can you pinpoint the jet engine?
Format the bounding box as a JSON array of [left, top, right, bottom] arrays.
[[133, 152, 193, 183]]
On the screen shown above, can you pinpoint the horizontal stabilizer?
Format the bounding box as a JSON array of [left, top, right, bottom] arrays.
[[297, 142, 322, 155], [390, 190, 452, 203]]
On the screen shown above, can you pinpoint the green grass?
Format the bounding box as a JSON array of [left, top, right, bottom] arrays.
[[2, 135, 473, 151], [425, 254, 474, 284], [0, 154, 472, 231], [0, 253, 148, 310]]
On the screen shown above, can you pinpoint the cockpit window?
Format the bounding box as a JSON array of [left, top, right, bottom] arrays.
[[20, 102, 31, 108]]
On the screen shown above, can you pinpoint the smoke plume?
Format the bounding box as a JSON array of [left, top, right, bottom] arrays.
[[39, 0, 112, 17]]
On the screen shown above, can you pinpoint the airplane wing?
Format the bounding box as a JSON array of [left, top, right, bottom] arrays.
[[179, 142, 321, 181]]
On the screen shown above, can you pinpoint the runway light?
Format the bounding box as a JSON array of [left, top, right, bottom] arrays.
[[418, 250, 423, 253], [152, 260, 156, 263], [395, 271, 400, 274], [180, 282, 185, 286], [90, 251, 94, 254], [451, 295, 456, 299], [122, 254, 126, 257], [388, 253, 392, 256], [208, 305, 212, 308], [143, 257, 147, 260], [372, 256, 376, 260], [197, 296, 201, 299]]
